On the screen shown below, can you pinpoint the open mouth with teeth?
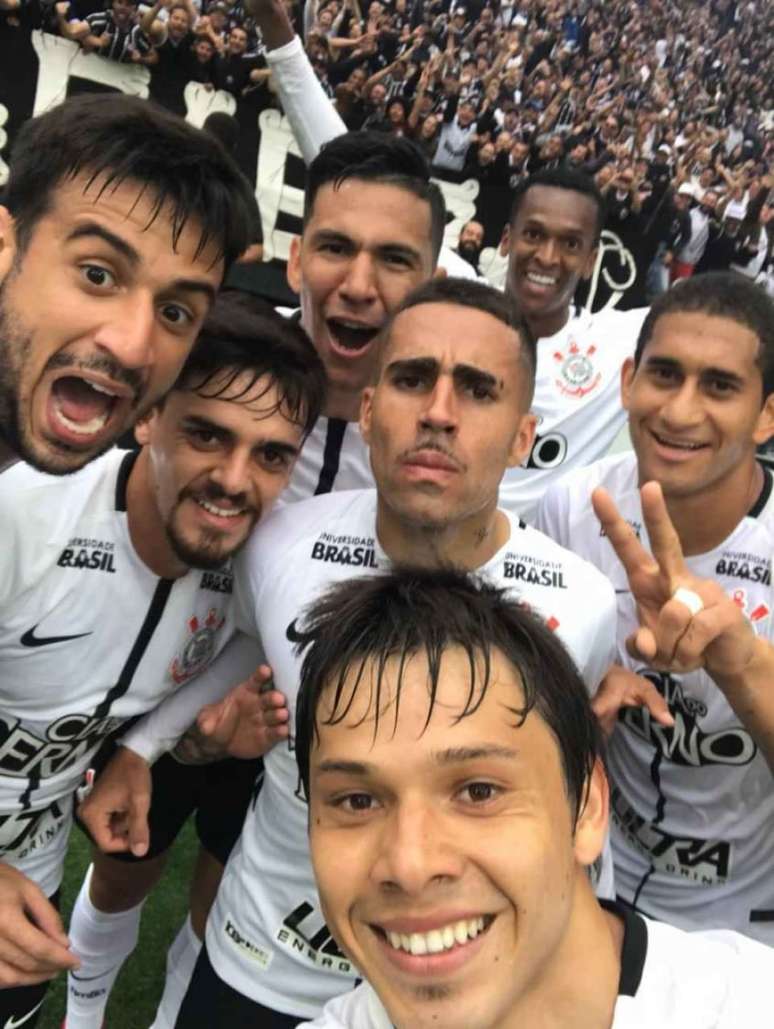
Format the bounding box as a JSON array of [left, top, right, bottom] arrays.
[[522, 270, 559, 293], [326, 318, 380, 357], [46, 375, 128, 448], [193, 496, 249, 523], [373, 914, 495, 958], [650, 429, 708, 453]]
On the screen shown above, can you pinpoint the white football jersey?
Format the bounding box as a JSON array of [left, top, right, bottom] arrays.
[[536, 452, 774, 943], [298, 903, 774, 1029], [0, 451, 238, 896], [280, 416, 372, 504], [499, 305, 646, 522], [204, 489, 616, 1016]]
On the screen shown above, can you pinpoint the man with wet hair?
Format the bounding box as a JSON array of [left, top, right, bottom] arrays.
[[292, 568, 774, 1029], [0, 93, 256, 474]]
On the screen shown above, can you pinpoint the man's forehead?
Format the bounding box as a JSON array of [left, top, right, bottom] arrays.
[[307, 179, 431, 235], [384, 304, 521, 373], [646, 311, 761, 368], [48, 174, 221, 267], [515, 185, 598, 235]]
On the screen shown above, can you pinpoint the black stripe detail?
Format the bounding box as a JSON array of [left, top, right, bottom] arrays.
[[94, 577, 175, 719], [600, 899, 648, 997], [314, 419, 347, 495], [115, 449, 140, 512], [631, 747, 665, 910], [750, 909, 774, 923], [748, 463, 773, 520]]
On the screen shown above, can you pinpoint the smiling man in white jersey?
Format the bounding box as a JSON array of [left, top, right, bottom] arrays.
[[110, 278, 618, 1028], [0, 296, 325, 1029], [536, 271, 774, 942], [291, 569, 774, 1029]]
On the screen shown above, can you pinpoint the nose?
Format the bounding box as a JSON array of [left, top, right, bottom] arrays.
[[534, 235, 560, 268], [373, 799, 462, 895], [660, 380, 704, 429], [94, 295, 156, 372], [209, 447, 253, 499], [420, 378, 457, 434], [338, 251, 379, 306]]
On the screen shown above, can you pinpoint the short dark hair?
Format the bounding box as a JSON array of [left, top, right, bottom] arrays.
[[6, 95, 257, 274], [303, 131, 446, 265], [170, 292, 327, 438], [378, 276, 537, 405], [294, 567, 604, 823], [509, 167, 606, 244], [634, 272, 774, 400]]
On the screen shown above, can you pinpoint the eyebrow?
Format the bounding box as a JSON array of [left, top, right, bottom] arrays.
[[315, 745, 519, 778], [386, 357, 501, 391], [645, 356, 746, 387], [181, 415, 301, 456], [67, 222, 218, 304], [312, 229, 422, 265]]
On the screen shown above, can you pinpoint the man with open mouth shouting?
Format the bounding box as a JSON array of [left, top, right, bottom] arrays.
[[0, 93, 255, 475]]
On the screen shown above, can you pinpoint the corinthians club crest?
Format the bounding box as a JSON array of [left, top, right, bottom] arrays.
[[171, 609, 226, 684], [554, 341, 602, 398]]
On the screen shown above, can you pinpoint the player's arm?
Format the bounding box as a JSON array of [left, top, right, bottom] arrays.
[[0, 863, 79, 986], [593, 482, 774, 773], [245, 0, 346, 164]]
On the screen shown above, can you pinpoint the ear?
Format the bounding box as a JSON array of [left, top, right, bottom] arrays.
[[133, 409, 157, 447], [286, 234, 302, 295], [580, 243, 599, 282], [499, 222, 511, 257], [620, 356, 635, 411], [753, 392, 774, 446], [0, 207, 19, 283], [359, 386, 375, 444], [506, 411, 536, 468], [573, 758, 609, 868]]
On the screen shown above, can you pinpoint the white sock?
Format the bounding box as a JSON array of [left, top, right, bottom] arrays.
[[66, 864, 146, 1029], [149, 915, 202, 1029]]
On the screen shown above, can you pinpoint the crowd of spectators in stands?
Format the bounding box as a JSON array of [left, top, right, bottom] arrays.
[[2, 0, 773, 291]]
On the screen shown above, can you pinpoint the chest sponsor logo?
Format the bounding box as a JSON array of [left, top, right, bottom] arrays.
[[730, 587, 770, 626], [0, 799, 68, 860], [715, 552, 771, 586], [310, 532, 379, 568], [622, 669, 757, 767], [170, 609, 226, 685], [611, 785, 730, 886], [199, 570, 233, 595], [553, 341, 602, 398], [57, 537, 116, 574], [277, 901, 357, 977], [0, 712, 124, 781], [502, 554, 567, 589], [523, 430, 568, 470]]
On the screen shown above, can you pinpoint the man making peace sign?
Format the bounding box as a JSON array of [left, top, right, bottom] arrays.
[[537, 271, 774, 943]]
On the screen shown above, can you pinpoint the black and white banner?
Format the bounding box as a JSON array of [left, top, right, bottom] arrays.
[[0, 29, 646, 308]]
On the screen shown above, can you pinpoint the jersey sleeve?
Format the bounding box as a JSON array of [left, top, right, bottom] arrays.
[[265, 35, 346, 164], [119, 631, 264, 763]]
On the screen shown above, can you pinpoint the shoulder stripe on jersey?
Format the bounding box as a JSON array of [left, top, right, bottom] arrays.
[[748, 463, 773, 520], [750, 909, 774, 923], [93, 577, 175, 720], [599, 899, 647, 997], [314, 418, 347, 495], [115, 449, 140, 512]]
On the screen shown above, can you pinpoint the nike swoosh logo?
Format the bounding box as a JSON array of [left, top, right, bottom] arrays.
[[614, 589, 631, 595], [20, 624, 92, 648], [70, 963, 118, 982], [285, 619, 305, 644], [4, 998, 44, 1029]]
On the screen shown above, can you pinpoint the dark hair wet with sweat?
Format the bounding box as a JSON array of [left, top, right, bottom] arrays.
[[509, 166, 606, 244], [378, 276, 537, 404], [294, 567, 604, 823], [6, 94, 257, 273], [303, 131, 446, 265], [634, 271, 774, 400], [170, 292, 327, 439]]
